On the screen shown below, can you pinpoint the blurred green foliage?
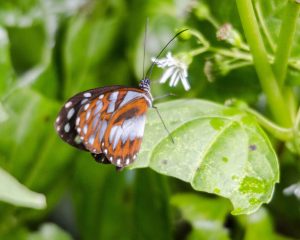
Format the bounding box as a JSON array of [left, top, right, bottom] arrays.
[[0, 0, 300, 239]]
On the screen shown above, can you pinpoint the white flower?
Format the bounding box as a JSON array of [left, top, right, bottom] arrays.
[[152, 52, 190, 91]]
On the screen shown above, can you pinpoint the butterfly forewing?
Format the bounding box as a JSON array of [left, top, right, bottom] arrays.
[[55, 86, 123, 151]]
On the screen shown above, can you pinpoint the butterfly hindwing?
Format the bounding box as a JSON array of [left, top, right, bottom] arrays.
[[55, 86, 123, 151], [103, 96, 149, 168]]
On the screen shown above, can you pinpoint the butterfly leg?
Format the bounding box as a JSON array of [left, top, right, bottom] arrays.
[[153, 93, 176, 103], [152, 106, 175, 143]]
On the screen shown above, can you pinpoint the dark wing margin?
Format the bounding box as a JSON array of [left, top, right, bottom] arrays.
[[54, 86, 124, 151]]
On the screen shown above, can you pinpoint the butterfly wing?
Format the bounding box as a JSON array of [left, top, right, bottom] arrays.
[[55, 86, 123, 151], [103, 97, 149, 168], [76, 88, 151, 168]]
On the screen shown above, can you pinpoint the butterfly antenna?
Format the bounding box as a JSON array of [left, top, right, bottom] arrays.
[[142, 18, 149, 80], [153, 106, 174, 143], [145, 29, 188, 80]]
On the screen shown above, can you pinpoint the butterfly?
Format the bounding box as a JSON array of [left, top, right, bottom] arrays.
[[55, 79, 153, 170], [55, 29, 186, 170]]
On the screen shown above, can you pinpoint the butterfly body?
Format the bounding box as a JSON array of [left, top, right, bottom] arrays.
[[55, 79, 152, 169]]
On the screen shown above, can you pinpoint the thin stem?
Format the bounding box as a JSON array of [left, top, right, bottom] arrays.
[[209, 47, 252, 61], [273, 1, 300, 87], [189, 29, 210, 48], [189, 46, 209, 57], [228, 61, 252, 70], [206, 15, 220, 29], [245, 108, 293, 141], [239, 42, 250, 52], [294, 106, 300, 131], [254, 1, 276, 52], [236, 0, 292, 127]]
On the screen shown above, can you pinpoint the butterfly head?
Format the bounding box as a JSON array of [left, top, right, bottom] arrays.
[[139, 78, 151, 92]]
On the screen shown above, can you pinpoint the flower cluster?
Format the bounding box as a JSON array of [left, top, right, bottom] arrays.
[[152, 52, 191, 91]]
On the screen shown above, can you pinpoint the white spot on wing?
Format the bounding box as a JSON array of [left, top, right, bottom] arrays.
[[81, 99, 88, 105], [84, 103, 90, 111], [56, 126, 61, 131], [76, 117, 80, 125], [112, 127, 122, 150], [109, 126, 119, 143], [88, 135, 95, 145], [99, 120, 107, 141], [104, 149, 108, 154], [120, 115, 146, 142], [94, 100, 103, 115], [136, 115, 146, 138], [92, 114, 100, 129], [121, 119, 134, 144], [125, 158, 130, 165], [116, 158, 121, 165], [56, 116, 60, 123], [107, 91, 119, 113], [86, 110, 91, 120], [119, 91, 142, 108], [99, 94, 104, 99], [64, 123, 70, 132], [67, 108, 75, 119], [65, 101, 72, 108], [83, 124, 88, 134], [84, 92, 92, 98]]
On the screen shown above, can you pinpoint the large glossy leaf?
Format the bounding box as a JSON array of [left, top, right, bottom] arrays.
[[0, 167, 45, 209], [131, 99, 279, 215]]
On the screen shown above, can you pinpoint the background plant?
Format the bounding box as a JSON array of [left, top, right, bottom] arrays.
[[0, 0, 300, 239]]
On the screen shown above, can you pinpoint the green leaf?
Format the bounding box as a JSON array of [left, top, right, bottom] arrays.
[[0, 27, 15, 96], [0, 102, 8, 123], [0, 87, 77, 224], [171, 193, 231, 240], [0, 167, 46, 209], [131, 99, 279, 215], [28, 223, 72, 240]]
